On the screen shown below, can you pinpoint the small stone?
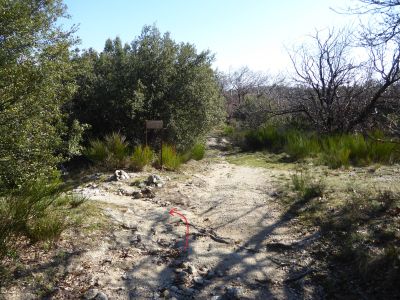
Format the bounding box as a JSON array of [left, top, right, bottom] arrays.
[[188, 264, 197, 274], [121, 273, 133, 280], [225, 287, 243, 299], [94, 291, 108, 300], [170, 285, 179, 292], [206, 270, 215, 279], [216, 270, 223, 277], [132, 191, 143, 199], [183, 287, 195, 295], [113, 170, 130, 181], [198, 267, 209, 275], [193, 276, 204, 285], [141, 187, 155, 198], [161, 289, 170, 297], [84, 289, 99, 300], [174, 268, 183, 273]]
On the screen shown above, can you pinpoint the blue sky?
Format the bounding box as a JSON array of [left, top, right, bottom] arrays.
[[62, 0, 354, 73]]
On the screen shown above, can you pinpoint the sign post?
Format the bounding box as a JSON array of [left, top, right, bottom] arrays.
[[145, 120, 164, 168]]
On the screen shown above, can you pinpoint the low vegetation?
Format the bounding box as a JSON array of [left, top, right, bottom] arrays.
[[227, 125, 399, 168], [292, 184, 400, 299], [158, 144, 182, 171], [84, 132, 205, 171], [191, 143, 206, 161], [130, 145, 154, 171], [0, 177, 89, 259]]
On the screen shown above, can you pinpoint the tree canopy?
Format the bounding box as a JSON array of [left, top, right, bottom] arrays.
[[0, 0, 79, 189], [72, 26, 224, 150]]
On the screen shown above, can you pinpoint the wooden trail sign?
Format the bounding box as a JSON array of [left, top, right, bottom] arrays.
[[146, 120, 163, 129]]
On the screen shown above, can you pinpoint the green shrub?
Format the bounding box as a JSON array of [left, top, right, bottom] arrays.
[[238, 125, 399, 168], [130, 145, 154, 171], [158, 144, 181, 170], [368, 132, 398, 163], [244, 125, 285, 151], [223, 125, 235, 136], [191, 143, 206, 160], [180, 150, 192, 163], [85, 132, 129, 169], [85, 139, 108, 163], [320, 136, 351, 168], [285, 131, 320, 159]]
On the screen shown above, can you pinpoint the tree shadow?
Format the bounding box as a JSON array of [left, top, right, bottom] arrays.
[[150, 196, 324, 299]]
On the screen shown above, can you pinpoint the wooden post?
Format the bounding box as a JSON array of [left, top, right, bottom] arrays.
[[160, 136, 163, 169], [145, 127, 148, 146]]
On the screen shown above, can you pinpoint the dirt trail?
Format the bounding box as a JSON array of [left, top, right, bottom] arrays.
[[6, 138, 322, 299]]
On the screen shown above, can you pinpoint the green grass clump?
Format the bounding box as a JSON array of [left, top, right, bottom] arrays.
[[320, 132, 399, 168], [291, 169, 325, 200], [26, 212, 64, 242], [223, 125, 234, 136], [158, 144, 181, 170], [130, 145, 154, 171], [244, 125, 286, 151], [191, 143, 206, 160], [285, 130, 320, 160], [85, 132, 129, 169], [320, 136, 351, 168]]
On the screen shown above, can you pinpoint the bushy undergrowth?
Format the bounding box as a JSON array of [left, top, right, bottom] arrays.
[[230, 125, 399, 168], [0, 177, 63, 258], [85, 132, 205, 171], [130, 145, 154, 171], [0, 177, 91, 259], [85, 132, 130, 169]]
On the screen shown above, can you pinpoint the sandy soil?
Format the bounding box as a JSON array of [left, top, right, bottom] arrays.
[[2, 139, 323, 300]]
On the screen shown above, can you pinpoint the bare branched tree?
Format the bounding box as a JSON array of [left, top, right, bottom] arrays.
[[219, 67, 283, 122], [288, 28, 400, 133], [346, 0, 400, 44]]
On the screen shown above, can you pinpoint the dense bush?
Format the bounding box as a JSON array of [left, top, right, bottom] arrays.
[[285, 130, 320, 160], [72, 25, 224, 150], [0, 0, 83, 190]]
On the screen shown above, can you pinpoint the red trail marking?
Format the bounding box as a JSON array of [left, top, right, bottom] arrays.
[[169, 208, 189, 251]]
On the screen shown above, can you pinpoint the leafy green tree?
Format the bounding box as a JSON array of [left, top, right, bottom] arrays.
[[72, 26, 224, 150], [0, 0, 78, 189]]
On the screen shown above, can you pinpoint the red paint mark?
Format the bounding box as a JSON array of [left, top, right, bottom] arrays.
[[169, 208, 189, 251]]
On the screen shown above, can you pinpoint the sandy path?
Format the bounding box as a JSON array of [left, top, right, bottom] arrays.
[[38, 143, 322, 299]]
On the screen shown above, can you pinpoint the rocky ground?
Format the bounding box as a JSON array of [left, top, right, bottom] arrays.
[[3, 137, 398, 299]]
